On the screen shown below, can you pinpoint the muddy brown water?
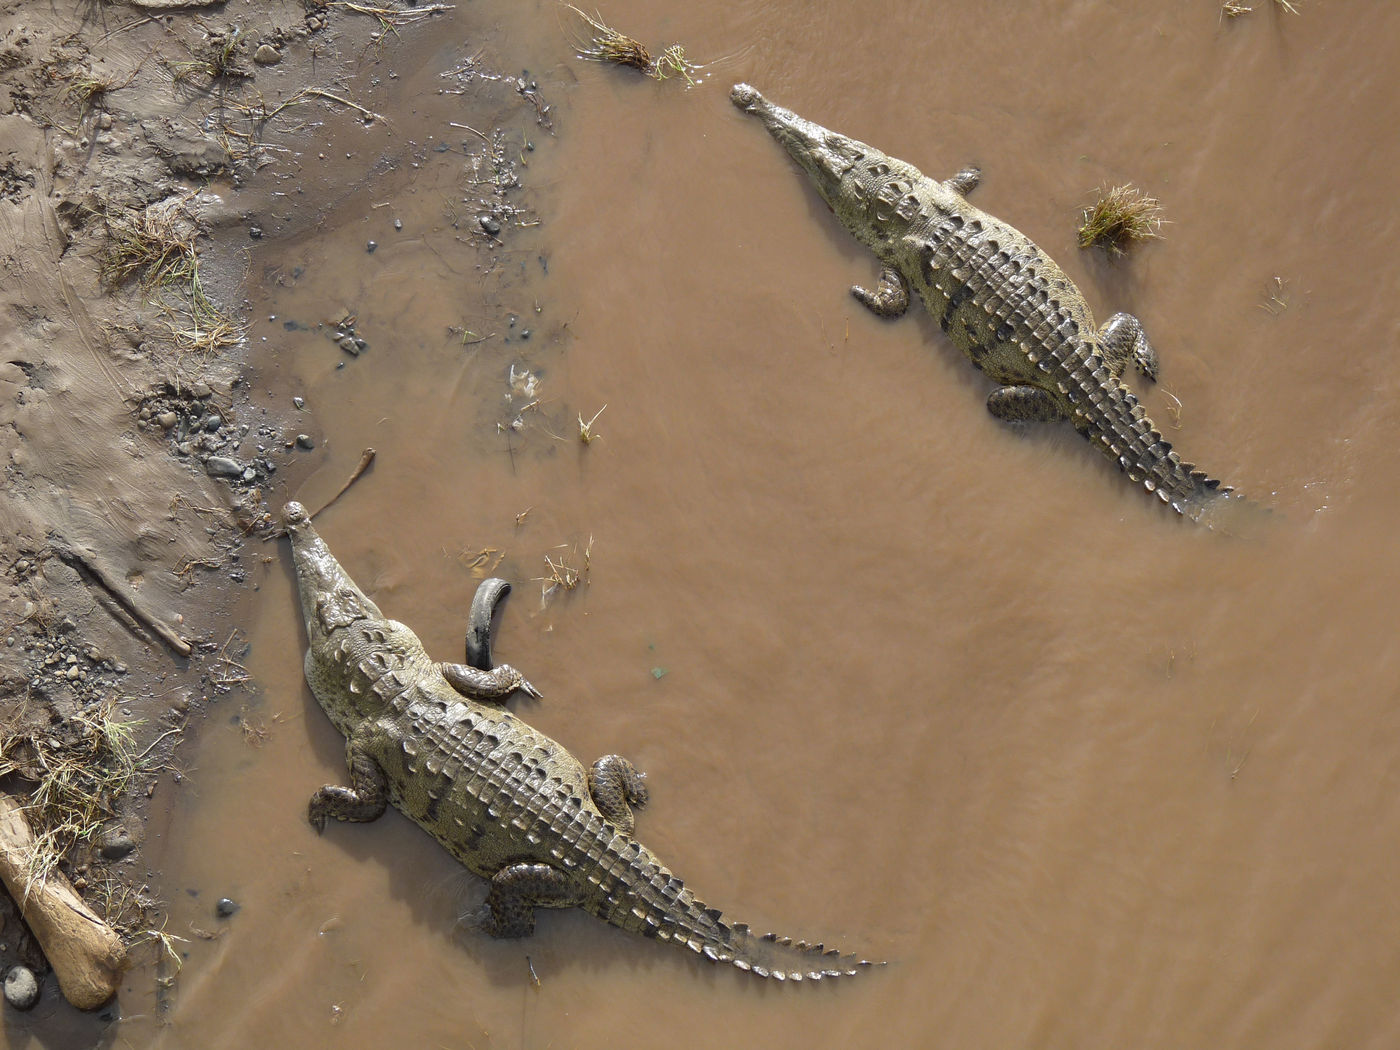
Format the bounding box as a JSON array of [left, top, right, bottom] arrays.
[[90, 2, 1400, 1046]]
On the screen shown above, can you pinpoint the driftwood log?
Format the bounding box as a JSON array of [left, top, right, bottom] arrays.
[[0, 794, 127, 1009]]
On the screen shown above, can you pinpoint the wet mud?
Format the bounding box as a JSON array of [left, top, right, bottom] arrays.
[[56, 1, 1400, 1047]]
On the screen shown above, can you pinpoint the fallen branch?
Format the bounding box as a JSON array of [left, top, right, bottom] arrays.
[[310, 448, 377, 521], [0, 793, 128, 1010], [50, 537, 192, 658]]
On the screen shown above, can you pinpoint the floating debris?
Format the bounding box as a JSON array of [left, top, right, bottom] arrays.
[[1077, 184, 1164, 254], [563, 5, 700, 84]]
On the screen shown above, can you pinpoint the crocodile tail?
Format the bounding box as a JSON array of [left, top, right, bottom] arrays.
[[600, 845, 879, 981], [709, 921, 879, 982], [1066, 371, 1264, 531]]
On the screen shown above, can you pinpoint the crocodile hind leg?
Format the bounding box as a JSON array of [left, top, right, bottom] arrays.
[[986, 385, 1068, 424], [309, 730, 388, 831], [478, 863, 581, 938], [852, 266, 910, 318], [1098, 312, 1159, 382], [587, 755, 649, 834]]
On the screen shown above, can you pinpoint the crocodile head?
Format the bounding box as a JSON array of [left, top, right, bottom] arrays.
[[731, 83, 928, 252], [282, 501, 383, 643]]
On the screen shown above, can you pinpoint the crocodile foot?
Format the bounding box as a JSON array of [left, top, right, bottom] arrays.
[[309, 732, 388, 831], [588, 755, 649, 834], [1098, 312, 1158, 382], [479, 863, 581, 938], [852, 266, 910, 318]]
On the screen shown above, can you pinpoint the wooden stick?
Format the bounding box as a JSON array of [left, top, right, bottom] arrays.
[[309, 447, 376, 521], [50, 538, 192, 658], [0, 794, 127, 1009]]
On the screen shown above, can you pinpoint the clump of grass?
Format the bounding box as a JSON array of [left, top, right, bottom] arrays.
[[100, 203, 199, 291], [537, 538, 592, 607], [1077, 184, 1164, 254], [1220, 1, 1252, 16], [563, 5, 699, 83], [578, 404, 606, 445], [0, 698, 146, 889], [101, 198, 237, 353], [171, 26, 249, 82]]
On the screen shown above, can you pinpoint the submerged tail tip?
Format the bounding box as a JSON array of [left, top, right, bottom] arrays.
[[730, 82, 762, 110], [724, 926, 883, 982]]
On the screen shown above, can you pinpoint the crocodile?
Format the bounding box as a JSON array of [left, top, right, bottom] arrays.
[[283, 501, 874, 982], [731, 83, 1256, 527]]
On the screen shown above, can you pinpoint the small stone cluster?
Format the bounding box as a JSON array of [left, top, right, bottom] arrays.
[[136, 381, 278, 487]]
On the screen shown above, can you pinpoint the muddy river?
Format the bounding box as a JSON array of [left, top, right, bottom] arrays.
[[89, 1, 1400, 1046]]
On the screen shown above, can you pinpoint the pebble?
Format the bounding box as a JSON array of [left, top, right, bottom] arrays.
[[337, 335, 359, 356], [393, 218, 402, 231], [98, 826, 136, 861], [478, 215, 501, 236], [156, 411, 178, 429], [366, 240, 377, 254], [205, 415, 223, 432], [295, 434, 315, 450], [216, 897, 239, 918], [4, 966, 38, 1011], [192, 381, 213, 399], [249, 226, 263, 239], [253, 44, 282, 65], [292, 396, 304, 410], [205, 456, 244, 478]]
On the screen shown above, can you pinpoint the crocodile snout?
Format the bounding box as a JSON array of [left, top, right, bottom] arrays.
[[730, 82, 761, 110], [282, 501, 311, 528]]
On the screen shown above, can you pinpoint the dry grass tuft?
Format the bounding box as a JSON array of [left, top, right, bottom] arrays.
[[101, 198, 241, 354], [578, 404, 606, 445], [0, 698, 146, 888], [1078, 184, 1164, 254], [537, 538, 592, 606], [563, 5, 699, 84], [1220, 1, 1252, 16]]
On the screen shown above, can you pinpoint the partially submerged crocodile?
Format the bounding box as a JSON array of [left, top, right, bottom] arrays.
[[284, 501, 874, 982], [732, 83, 1255, 526]]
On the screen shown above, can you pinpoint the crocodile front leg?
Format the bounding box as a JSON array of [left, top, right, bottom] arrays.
[[946, 166, 981, 195], [986, 385, 1068, 424], [1098, 312, 1159, 382], [441, 661, 541, 702], [478, 863, 582, 937], [852, 266, 910, 318], [587, 755, 649, 834], [309, 728, 388, 831]]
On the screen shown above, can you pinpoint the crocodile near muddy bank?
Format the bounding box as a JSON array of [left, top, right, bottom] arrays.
[[731, 83, 1259, 527], [283, 501, 875, 982]]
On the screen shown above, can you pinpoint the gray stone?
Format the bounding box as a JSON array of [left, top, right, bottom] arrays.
[[478, 215, 501, 235], [295, 434, 314, 450], [4, 966, 38, 1011], [337, 336, 359, 356], [216, 897, 239, 918], [156, 411, 178, 429], [253, 44, 282, 66], [205, 456, 244, 478], [98, 826, 136, 861]]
